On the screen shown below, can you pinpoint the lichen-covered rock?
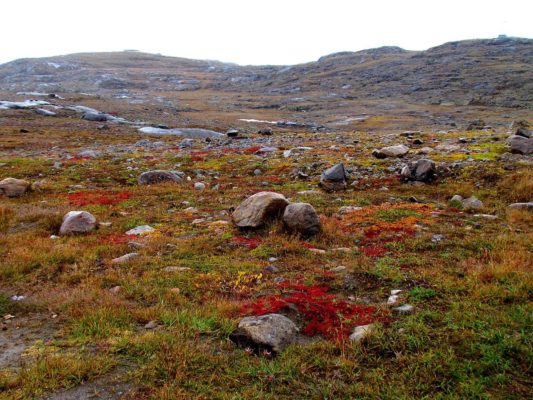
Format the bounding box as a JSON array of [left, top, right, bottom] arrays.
[[282, 203, 320, 236], [319, 163, 347, 191], [401, 159, 436, 182], [232, 192, 289, 228], [372, 144, 409, 159], [138, 170, 184, 185], [0, 178, 31, 197], [231, 314, 298, 353], [59, 211, 97, 235]]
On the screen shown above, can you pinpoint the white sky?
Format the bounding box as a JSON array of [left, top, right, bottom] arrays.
[[1, 0, 532, 65]]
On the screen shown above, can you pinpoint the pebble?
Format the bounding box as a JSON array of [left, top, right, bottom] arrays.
[[393, 304, 414, 315], [330, 266, 347, 272], [431, 234, 445, 243]]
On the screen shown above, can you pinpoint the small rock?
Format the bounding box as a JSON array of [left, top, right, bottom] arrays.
[[59, 211, 97, 235], [372, 144, 409, 159], [462, 196, 484, 210], [401, 159, 436, 182], [507, 135, 533, 155], [320, 163, 347, 192], [338, 206, 362, 214], [179, 138, 194, 148], [264, 265, 279, 273], [258, 128, 273, 135], [232, 192, 289, 228], [109, 286, 121, 294], [226, 128, 239, 137], [282, 203, 321, 236], [125, 225, 155, 235], [349, 324, 374, 342], [387, 295, 399, 305], [112, 253, 139, 264], [144, 320, 158, 330], [194, 182, 206, 190], [138, 170, 184, 185], [393, 304, 414, 315], [508, 202, 533, 211], [431, 234, 444, 243], [330, 266, 346, 273], [231, 314, 298, 353], [0, 178, 31, 197]]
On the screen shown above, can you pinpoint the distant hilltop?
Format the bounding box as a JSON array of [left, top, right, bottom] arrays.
[[0, 36, 531, 108]]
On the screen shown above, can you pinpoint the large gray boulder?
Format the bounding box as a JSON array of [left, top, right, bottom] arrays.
[[372, 144, 409, 159], [507, 135, 533, 155], [282, 203, 321, 236], [232, 192, 289, 228], [59, 211, 97, 235], [401, 159, 436, 182], [138, 170, 184, 185], [231, 314, 298, 353], [319, 163, 347, 191], [0, 178, 31, 197]]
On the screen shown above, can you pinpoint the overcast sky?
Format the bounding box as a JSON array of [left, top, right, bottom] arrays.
[[2, 0, 532, 65]]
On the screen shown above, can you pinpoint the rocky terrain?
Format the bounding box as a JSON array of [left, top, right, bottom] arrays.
[[0, 37, 532, 399]]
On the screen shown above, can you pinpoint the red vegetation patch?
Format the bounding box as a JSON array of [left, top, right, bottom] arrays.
[[242, 283, 387, 341], [190, 151, 211, 161], [68, 190, 132, 206], [243, 146, 262, 155], [100, 233, 135, 245], [301, 242, 318, 250], [362, 244, 389, 257], [232, 236, 262, 249]]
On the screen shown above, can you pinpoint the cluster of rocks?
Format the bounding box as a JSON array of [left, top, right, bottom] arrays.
[[232, 191, 320, 236], [450, 195, 484, 210]]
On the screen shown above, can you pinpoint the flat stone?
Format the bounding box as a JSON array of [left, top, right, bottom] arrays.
[[111, 253, 139, 264], [125, 225, 155, 235], [393, 304, 414, 315], [508, 202, 533, 211]]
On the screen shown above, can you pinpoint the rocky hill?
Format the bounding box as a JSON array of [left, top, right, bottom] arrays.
[[0, 36, 531, 109]]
